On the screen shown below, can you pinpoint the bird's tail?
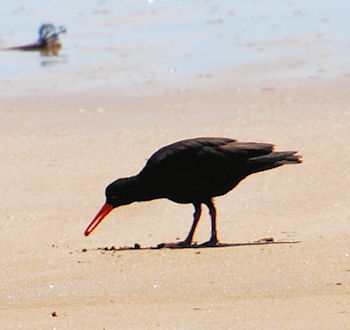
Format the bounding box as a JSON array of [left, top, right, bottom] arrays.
[[247, 151, 302, 174]]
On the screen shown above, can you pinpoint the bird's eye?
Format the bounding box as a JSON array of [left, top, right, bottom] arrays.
[[111, 195, 118, 199]]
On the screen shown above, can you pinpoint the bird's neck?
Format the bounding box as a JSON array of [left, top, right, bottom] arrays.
[[121, 175, 160, 203]]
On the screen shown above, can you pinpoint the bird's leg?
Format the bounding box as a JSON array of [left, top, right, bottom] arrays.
[[183, 203, 202, 244], [200, 200, 220, 246], [165, 203, 202, 248]]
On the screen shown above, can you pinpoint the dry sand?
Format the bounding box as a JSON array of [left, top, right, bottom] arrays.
[[1, 75, 350, 329]]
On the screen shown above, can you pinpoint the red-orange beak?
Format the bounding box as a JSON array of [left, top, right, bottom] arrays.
[[84, 203, 114, 236]]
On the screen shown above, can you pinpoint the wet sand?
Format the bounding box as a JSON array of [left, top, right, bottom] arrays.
[[1, 75, 350, 329]]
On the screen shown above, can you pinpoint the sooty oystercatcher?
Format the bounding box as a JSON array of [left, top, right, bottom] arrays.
[[84, 137, 302, 247]]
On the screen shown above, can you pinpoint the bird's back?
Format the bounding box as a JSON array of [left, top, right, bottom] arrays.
[[139, 137, 300, 203]]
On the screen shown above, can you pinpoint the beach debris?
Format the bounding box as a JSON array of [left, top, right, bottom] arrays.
[[103, 245, 118, 251], [51, 311, 58, 317], [336, 282, 342, 286], [256, 237, 275, 243], [156, 243, 166, 249], [5, 23, 66, 55], [81, 248, 88, 253], [96, 243, 142, 251]]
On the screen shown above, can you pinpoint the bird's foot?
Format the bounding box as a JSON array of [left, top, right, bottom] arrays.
[[163, 240, 193, 248], [198, 238, 220, 247]]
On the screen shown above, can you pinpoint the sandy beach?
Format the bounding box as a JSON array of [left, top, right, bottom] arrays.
[[1, 73, 350, 329], [1, 1, 350, 328]]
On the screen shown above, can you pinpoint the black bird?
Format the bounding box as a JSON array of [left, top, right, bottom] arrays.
[[84, 137, 302, 247]]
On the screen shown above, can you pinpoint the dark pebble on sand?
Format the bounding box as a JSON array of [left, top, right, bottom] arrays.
[[257, 237, 275, 243]]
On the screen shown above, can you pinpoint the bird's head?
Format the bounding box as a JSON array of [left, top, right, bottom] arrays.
[[84, 179, 133, 236]]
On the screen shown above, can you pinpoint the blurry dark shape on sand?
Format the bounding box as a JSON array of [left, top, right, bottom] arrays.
[[5, 23, 66, 56]]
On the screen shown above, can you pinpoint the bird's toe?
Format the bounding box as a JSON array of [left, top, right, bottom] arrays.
[[164, 240, 193, 248], [199, 238, 220, 247]]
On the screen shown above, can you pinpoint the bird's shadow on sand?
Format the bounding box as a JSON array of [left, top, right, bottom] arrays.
[[93, 240, 300, 252]]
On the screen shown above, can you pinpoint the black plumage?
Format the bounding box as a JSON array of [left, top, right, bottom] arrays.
[[84, 137, 302, 247]]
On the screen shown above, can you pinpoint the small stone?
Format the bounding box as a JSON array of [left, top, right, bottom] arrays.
[[257, 237, 274, 243]]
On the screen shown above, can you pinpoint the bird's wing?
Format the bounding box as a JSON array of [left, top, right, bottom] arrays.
[[139, 138, 240, 201], [144, 137, 237, 167], [219, 141, 275, 158], [141, 138, 276, 179], [139, 138, 277, 202]]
